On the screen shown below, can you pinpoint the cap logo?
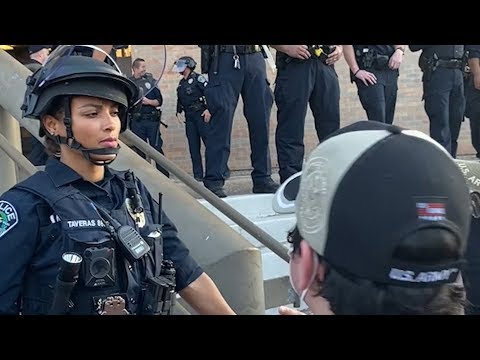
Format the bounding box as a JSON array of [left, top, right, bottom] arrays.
[[415, 201, 446, 221], [389, 267, 459, 283], [297, 156, 328, 235]]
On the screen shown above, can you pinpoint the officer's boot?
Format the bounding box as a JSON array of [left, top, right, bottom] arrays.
[[252, 178, 279, 194], [210, 187, 227, 198]]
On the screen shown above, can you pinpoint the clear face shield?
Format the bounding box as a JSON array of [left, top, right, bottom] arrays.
[[171, 59, 188, 73], [32, 45, 123, 91]]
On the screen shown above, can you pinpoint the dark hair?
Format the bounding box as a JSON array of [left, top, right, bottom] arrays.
[[40, 95, 67, 156], [288, 226, 466, 315], [132, 58, 145, 69]]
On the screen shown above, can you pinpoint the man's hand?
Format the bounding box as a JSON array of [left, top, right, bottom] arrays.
[[142, 97, 151, 106], [355, 69, 377, 86], [275, 45, 311, 60], [326, 45, 343, 65], [388, 48, 404, 70], [278, 306, 306, 315], [176, 112, 185, 125], [202, 109, 211, 123]]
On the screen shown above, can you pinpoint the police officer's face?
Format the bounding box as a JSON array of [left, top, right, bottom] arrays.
[[133, 61, 147, 78], [44, 96, 121, 163]]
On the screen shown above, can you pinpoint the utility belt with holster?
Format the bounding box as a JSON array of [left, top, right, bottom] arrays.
[[219, 45, 262, 54], [276, 45, 336, 71], [132, 109, 161, 122], [351, 47, 391, 83], [419, 51, 469, 82], [131, 108, 168, 128], [199, 45, 267, 75], [186, 97, 207, 113]]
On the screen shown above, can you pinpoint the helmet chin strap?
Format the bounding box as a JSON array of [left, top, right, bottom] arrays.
[[53, 96, 120, 166], [54, 134, 121, 166]]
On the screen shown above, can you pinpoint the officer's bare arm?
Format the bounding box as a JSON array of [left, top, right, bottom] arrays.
[[469, 55, 480, 90], [343, 45, 360, 74], [143, 98, 160, 107], [469, 56, 480, 76], [179, 272, 236, 315]]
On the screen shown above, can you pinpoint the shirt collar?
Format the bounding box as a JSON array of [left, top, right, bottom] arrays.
[[45, 158, 83, 187], [44, 158, 119, 188]]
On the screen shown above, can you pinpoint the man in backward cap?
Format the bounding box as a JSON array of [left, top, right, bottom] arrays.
[[277, 120, 471, 315]]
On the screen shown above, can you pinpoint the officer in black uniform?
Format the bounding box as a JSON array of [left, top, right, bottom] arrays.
[[128, 57, 169, 177], [464, 45, 480, 160], [174, 56, 211, 181], [409, 45, 466, 157], [271, 45, 342, 184], [199, 45, 278, 198], [0, 49, 235, 315], [22, 45, 52, 166], [343, 45, 406, 125]]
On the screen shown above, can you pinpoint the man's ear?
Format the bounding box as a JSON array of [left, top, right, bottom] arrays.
[[293, 240, 318, 291], [299, 240, 327, 284]]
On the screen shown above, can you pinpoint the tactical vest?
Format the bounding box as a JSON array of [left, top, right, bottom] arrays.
[[138, 76, 155, 93], [14, 170, 163, 315], [130, 75, 158, 113], [178, 72, 207, 114]]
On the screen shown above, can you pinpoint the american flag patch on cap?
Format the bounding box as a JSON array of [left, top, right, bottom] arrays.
[[416, 202, 446, 221]]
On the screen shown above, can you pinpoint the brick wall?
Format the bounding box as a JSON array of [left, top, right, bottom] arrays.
[[131, 45, 475, 175]]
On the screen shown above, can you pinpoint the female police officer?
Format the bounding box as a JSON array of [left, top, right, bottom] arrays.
[[0, 46, 235, 315]]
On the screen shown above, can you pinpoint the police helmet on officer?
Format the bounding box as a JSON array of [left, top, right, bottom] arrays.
[[172, 56, 197, 73], [21, 46, 140, 165]]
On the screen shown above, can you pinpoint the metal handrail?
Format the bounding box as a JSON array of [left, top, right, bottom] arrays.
[[0, 132, 37, 176], [121, 130, 290, 262]]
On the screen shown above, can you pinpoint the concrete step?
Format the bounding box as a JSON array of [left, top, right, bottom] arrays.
[[197, 193, 297, 310]]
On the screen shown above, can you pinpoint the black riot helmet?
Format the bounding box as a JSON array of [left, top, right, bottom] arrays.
[[172, 56, 197, 73], [21, 45, 141, 165]]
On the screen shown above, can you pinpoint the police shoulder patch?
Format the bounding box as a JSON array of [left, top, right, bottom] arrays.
[[0, 200, 19, 238], [197, 75, 207, 83]]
